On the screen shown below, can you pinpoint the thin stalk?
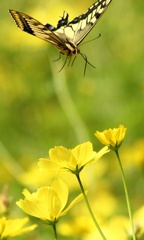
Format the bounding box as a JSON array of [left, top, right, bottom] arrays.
[[115, 149, 136, 240], [51, 61, 89, 143], [76, 173, 107, 240], [52, 223, 58, 240]]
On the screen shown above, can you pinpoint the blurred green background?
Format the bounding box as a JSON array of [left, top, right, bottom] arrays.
[[0, 0, 144, 239]]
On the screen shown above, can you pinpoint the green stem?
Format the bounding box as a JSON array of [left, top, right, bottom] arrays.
[[115, 149, 136, 240], [76, 173, 107, 240], [51, 62, 89, 142], [52, 222, 58, 240]]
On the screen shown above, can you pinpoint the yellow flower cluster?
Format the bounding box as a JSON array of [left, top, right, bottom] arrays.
[[16, 179, 83, 223], [15, 124, 142, 240]]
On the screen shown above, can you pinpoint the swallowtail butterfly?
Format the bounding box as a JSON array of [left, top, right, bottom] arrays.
[[9, 0, 112, 74]]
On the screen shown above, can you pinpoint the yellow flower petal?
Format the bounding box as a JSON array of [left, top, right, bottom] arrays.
[[39, 158, 61, 171], [49, 146, 72, 168], [17, 187, 57, 221], [17, 179, 83, 224], [52, 179, 68, 211], [61, 192, 85, 217], [38, 142, 109, 174], [71, 142, 96, 167]]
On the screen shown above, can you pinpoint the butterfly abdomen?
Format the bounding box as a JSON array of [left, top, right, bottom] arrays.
[[58, 40, 80, 56]]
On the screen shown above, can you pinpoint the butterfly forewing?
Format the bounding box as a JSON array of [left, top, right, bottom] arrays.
[[9, 10, 67, 48], [65, 0, 112, 45]]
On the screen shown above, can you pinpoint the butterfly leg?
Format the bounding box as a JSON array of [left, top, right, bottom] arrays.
[[71, 57, 76, 67], [53, 52, 62, 62], [68, 57, 72, 67], [58, 55, 69, 72]]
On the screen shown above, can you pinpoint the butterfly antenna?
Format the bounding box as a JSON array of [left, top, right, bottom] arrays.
[[80, 53, 95, 76], [80, 33, 101, 47]]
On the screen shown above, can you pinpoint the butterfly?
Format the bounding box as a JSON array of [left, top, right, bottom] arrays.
[[9, 0, 112, 74]]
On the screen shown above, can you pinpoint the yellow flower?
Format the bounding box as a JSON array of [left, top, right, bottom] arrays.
[[39, 142, 109, 174], [16, 179, 83, 224], [0, 217, 37, 239], [95, 125, 127, 150]]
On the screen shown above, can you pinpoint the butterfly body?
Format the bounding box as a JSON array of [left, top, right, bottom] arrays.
[[9, 0, 112, 72]]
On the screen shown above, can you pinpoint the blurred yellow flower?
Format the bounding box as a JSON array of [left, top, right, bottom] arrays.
[[0, 217, 37, 239], [19, 163, 55, 187], [132, 205, 144, 238], [95, 125, 127, 150], [83, 216, 129, 240], [16, 179, 83, 224], [39, 142, 109, 174]]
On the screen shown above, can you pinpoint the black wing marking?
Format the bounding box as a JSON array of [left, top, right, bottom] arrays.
[[57, 11, 69, 29], [45, 11, 69, 30], [9, 10, 67, 48], [62, 0, 112, 45]]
